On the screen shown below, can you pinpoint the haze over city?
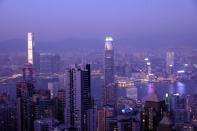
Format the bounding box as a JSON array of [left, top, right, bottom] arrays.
[[0, 1, 197, 131], [0, 0, 197, 48]]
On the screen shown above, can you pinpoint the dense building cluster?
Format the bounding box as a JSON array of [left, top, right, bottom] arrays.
[[0, 33, 196, 131]]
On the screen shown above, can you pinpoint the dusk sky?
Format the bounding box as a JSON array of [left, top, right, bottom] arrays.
[[0, 0, 197, 42]]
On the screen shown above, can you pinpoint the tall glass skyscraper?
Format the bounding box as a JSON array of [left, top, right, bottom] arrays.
[[27, 32, 34, 65], [104, 37, 116, 106], [104, 36, 114, 86]]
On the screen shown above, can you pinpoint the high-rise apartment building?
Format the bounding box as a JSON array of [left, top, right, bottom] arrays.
[[64, 64, 92, 131], [52, 89, 65, 124], [141, 91, 166, 131]]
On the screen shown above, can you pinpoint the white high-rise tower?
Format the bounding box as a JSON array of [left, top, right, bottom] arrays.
[[166, 51, 175, 74], [27, 32, 34, 65]]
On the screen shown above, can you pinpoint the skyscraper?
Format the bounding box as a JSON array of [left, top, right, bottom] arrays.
[[27, 32, 40, 75], [97, 106, 116, 131], [104, 37, 114, 86], [16, 82, 34, 131], [104, 37, 116, 106], [104, 83, 117, 106], [33, 90, 52, 120], [28, 32, 34, 65], [52, 89, 65, 124], [16, 62, 35, 131], [141, 91, 166, 131], [23, 63, 33, 82], [64, 64, 92, 131], [166, 51, 175, 74]]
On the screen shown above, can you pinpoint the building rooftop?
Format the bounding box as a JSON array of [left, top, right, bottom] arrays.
[[160, 116, 172, 125]]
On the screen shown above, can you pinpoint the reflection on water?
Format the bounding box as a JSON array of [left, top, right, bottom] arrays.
[[169, 84, 174, 95], [147, 83, 155, 96], [91, 78, 197, 101], [138, 80, 197, 101], [177, 82, 185, 95], [0, 77, 195, 102]]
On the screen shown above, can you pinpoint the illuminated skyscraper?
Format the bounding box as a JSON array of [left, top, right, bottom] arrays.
[[16, 63, 35, 131], [104, 37, 114, 86], [28, 32, 34, 65], [166, 51, 175, 74], [27, 32, 40, 75], [104, 37, 116, 106]]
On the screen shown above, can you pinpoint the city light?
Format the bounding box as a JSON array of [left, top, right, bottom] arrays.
[[105, 36, 113, 42], [184, 64, 188, 67], [147, 62, 151, 66], [177, 70, 185, 73], [144, 58, 149, 61], [165, 93, 168, 98], [0, 1, 196, 131]]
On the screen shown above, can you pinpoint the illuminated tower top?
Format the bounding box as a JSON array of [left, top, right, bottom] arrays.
[[27, 32, 34, 65], [105, 37, 113, 51]]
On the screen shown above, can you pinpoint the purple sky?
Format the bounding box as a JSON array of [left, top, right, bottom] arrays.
[[0, 0, 197, 42]]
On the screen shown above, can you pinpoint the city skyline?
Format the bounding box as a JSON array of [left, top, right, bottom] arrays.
[[0, 1, 197, 131], [0, 33, 196, 131]]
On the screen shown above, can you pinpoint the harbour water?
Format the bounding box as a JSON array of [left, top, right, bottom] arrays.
[[137, 80, 197, 100], [92, 76, 197, 101]]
